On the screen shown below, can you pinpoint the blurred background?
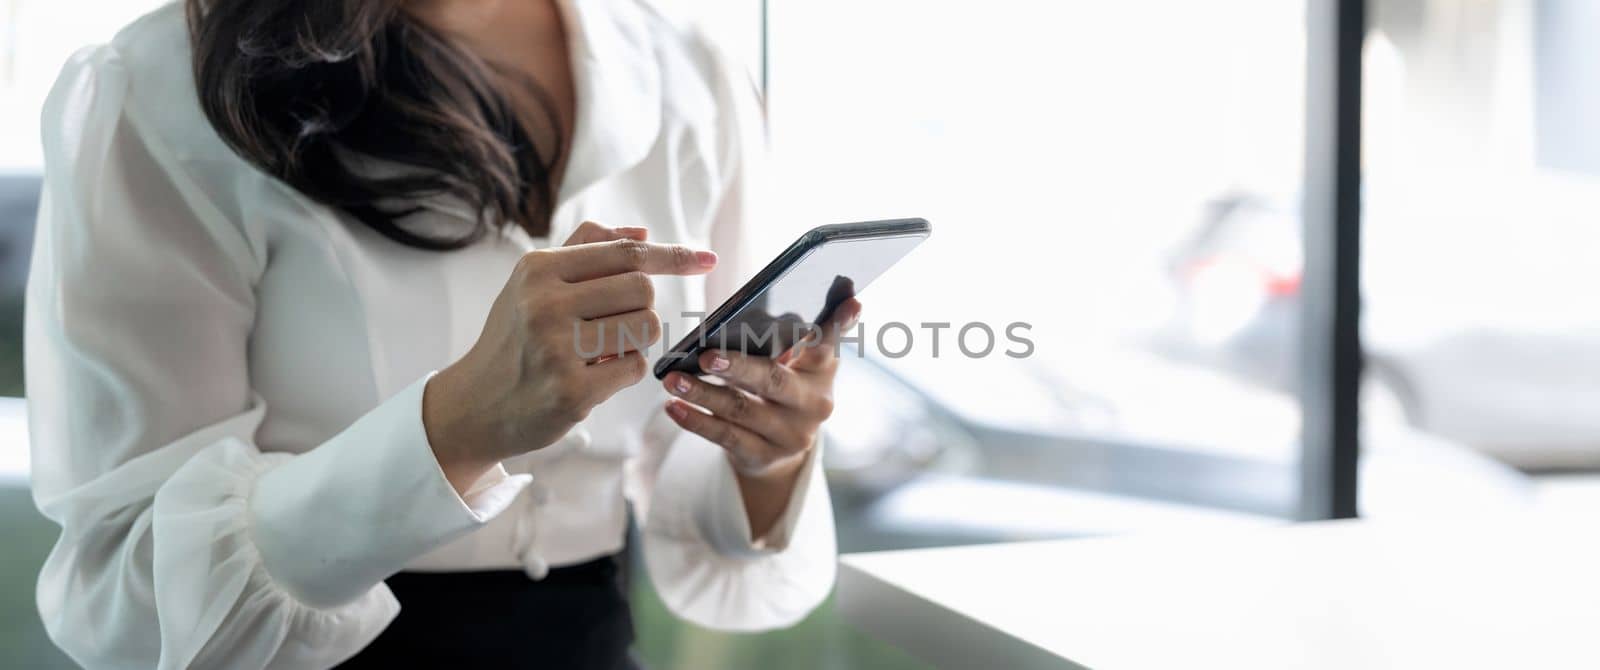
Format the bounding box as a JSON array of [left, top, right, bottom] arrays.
[[4, 0, 1600, 668]]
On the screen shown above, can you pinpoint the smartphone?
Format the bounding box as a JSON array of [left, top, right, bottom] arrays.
[[653, 218, 932, 379]]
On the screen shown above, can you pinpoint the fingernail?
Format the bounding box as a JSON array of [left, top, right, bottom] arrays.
[[617, 226, 649, 238], [708, 354, 730, 372], [666, 401, 687, 420], [671, 376, 692, 395], [695, 250, 719, 268]]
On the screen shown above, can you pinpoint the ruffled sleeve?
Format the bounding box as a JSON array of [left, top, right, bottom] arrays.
[[638, 428, 835, 631], [27, 45, 528, 670]]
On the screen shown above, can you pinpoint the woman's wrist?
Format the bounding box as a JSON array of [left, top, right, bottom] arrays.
[[732, 450, 810, 540], [422, 364, 499, 495]]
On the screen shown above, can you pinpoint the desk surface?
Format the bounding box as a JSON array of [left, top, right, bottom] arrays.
[[838, 514, 1600, 669]]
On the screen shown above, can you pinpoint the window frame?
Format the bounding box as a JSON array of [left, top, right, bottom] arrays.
[[1298, 0, 1364, 520]]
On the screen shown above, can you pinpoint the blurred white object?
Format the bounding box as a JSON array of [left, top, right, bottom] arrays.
[[1358, 370, 1537, 519], [1360, 423, 1536, 520], [0, 397, 27, 482]]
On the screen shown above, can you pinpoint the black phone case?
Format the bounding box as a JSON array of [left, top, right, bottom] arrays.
[[652, 218, 931, 379]]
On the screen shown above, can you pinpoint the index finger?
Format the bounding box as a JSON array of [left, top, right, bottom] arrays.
[[550, 239, 718, 282]]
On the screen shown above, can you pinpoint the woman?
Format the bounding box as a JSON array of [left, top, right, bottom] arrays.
[[26, 0, 852, 667]]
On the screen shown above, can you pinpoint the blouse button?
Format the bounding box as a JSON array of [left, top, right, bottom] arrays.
[[566, 426, 592, 450], [523, 554, 549, 580]]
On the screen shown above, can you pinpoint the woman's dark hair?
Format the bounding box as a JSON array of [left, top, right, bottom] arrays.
[[185, 0, 561, 249]]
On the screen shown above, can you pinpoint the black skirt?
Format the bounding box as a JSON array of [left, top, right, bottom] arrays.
[[338, 555, 638, 669]]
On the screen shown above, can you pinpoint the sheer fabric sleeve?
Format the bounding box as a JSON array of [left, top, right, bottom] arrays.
[[26, 46, 529, 670]]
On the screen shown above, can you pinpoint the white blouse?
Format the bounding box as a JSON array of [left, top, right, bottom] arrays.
[[24, 2, 835, 668]]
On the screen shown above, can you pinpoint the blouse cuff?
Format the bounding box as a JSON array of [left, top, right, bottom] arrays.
[[715, 444, 821, 556], [249, 374, 531, 608], [641, 431, 837, 631], [458, 462, 528, 521]]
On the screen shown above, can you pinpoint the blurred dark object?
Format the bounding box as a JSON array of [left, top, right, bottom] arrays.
[[0, 173, 40, 397], [0, 174, 40, 296]]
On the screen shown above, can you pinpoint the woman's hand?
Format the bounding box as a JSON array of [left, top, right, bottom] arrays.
[[423, 222, 717, 492], [661, 298, 861, 539]]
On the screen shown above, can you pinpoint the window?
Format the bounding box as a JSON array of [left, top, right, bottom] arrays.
[[2, 1, 169, 169], [634, 4, 1332, 667], [1358, 0, 1600, 515], [764, 0, 1309, 548]]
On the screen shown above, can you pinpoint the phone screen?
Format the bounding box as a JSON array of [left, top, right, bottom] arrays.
[[727, 234, 924, 353], [655, 224, 928, 378]]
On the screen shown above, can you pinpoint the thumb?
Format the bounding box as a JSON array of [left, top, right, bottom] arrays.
[[789, 298, 862, 370]]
